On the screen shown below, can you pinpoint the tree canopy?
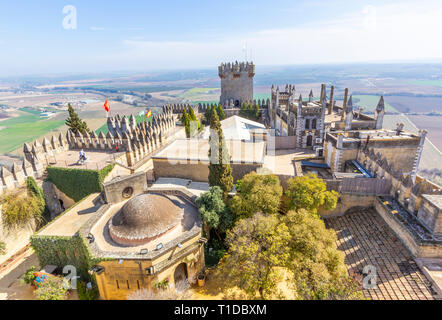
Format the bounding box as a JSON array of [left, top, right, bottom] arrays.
[[208, 109, 233, 196], [239, 102, 260, 121], [196, 186, 234, 241], [181, 107, 200, 138], [65, 103, 91, 135], [284, 173, 339, 215], [216, 212, 290, 299], [229, 172, 282, 219], [1, 178, 46, 229], [215, 210, 361, 300], [216, 104, 226, 120]]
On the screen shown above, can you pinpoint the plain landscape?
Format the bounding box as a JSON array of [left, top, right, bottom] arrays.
[[1, 62, 442, 183]]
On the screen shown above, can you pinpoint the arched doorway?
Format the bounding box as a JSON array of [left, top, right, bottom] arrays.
[[306, 135, 313, 147], [173, 263, 188, 290], [235, 100, 240, 108]]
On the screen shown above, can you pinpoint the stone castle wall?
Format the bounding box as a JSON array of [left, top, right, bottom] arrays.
[[219, 61, 255, 106], [0, 108, 175, 197]]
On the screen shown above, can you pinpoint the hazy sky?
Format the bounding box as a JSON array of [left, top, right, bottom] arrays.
[[1, 0, 442, 76]]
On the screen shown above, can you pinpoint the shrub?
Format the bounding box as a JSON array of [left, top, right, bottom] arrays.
[[77, 280, 99, 300], [204, 238, 227, 267], [34, 276, 69, 300], [229, 172, 282, 219], [46, 164, 114, 201], [21, 266, 37, 285], [127, 282, 190, 300], [1, 192, 43, 228], [284, 173, 339, 215], [154, 279, 169, 290], [0, 240, 6, 255]]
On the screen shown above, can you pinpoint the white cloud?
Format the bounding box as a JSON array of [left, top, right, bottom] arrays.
[[112, 2, 442, 69]]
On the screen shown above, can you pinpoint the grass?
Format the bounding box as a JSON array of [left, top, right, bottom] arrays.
[[0, 109, 65, 154], [178, 87, 219, 101], [352, 95, 398, 113], [408, 80, 442, 87]]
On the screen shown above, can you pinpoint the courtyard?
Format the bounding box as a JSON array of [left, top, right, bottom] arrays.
[[325, 209, 437, 300]]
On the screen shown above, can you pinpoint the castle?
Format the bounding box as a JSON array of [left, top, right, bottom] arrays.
[[219, 61, 255, 107], [1, 61, 442, 299]]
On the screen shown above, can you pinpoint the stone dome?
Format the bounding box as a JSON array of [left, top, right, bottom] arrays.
[[109, 193, 182, 246]]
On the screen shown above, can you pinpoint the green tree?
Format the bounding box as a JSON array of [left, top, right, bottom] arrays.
[[65, 103, 91, 135], [204, 105, 213, 125], [208, 109, 233, 197], [180, 108, 191, 138], [215, 210, 362, 300], [216, 104, 226, 120], [253, 103, 260, 119], [187, 106, 201, 135], [284, 173, 339, 215], [216, 212, 291, 299], [196, 186, 234, 241], [229, 172, 282, 219], [281, 209, 360, 300], [239, 102, 259, 121]]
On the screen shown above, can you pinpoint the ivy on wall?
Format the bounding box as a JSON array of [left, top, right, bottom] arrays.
[[46, 164, 115, 202], [30, 235, 97, 279]]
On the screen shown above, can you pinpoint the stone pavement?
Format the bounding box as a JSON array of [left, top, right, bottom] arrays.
[[38, 193, 100, 237], [325, 208, 437, 300]]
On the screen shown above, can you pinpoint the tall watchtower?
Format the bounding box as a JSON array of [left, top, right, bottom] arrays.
[[218, 61, 255, 107]]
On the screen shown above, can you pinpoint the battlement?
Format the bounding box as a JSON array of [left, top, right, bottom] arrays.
[[0, 109, 177, 197], [218, 61, 255, 78]]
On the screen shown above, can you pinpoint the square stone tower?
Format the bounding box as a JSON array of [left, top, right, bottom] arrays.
[[219, 61, 255, 107]]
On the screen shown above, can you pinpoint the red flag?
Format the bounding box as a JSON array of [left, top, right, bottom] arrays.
[[103, 98, 110, 112]]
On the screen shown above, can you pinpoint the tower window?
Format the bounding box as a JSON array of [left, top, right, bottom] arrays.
[[305, 119, 310, 129]]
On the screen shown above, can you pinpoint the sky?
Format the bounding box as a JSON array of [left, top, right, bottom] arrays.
[[1, 0, 442, 76]]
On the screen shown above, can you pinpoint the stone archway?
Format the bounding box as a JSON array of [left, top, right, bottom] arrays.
[[173, 262, 188, 290]]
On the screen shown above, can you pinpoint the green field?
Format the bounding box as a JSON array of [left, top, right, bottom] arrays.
[[352, 95, 398, 113], [0, 109, 65, 154], [178, 87, 218, 101], [408, 80, 442, 87]]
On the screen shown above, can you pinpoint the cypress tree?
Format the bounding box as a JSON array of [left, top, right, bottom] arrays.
[[208, 109, 233, 197], [204, 105, 213, 125], [65, 103, 91, 134], [216, 104, 226, 120]]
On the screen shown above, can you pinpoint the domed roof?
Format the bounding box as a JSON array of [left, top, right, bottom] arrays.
[[109, 193, 182, 246]]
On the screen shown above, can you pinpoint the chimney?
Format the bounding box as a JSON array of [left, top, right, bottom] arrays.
[[328, 85, 334, 115], [341, 88, 348, 121]]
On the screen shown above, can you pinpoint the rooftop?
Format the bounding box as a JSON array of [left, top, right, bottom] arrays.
[[45, 149, 123, 170], [200, 115, 266, 141], [83, 192, 201, 259], [153, 138, 266, 164]]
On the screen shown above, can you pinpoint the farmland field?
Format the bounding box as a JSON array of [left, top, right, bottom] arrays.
[[383, 114, 442, 172], [0, 109, 64, 154], [177, 87, 219, 104], [384, 95, 442, 113], [408, 115, 442, 151], [408, 80, 442, 87], [353, 95, 398, 113]]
